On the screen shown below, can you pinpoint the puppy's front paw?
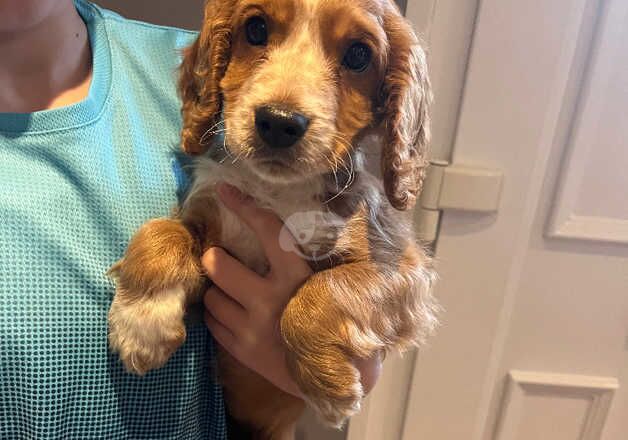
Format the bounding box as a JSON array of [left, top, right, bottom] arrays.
[[285, 341, 363, 427], [108, 285, 187, 375]]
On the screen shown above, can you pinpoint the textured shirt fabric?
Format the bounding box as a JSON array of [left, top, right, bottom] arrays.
[[0, 1, 226, 439]]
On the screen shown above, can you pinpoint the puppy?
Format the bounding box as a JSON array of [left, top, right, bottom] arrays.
[[108, 0, 438, 438]]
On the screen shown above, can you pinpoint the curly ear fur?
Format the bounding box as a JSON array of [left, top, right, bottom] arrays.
[[380, 10, 432, 211], [179, 0, 235, 155]]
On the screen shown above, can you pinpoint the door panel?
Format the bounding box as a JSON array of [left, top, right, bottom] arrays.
[[548, 0, 628, 244], [494, 372, 618, 440]]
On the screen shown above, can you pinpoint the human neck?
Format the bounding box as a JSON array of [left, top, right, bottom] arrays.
[[0, 2, 92, 113]]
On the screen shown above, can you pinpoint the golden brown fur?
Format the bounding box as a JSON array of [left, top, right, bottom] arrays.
[[108, 0, 437, 438]]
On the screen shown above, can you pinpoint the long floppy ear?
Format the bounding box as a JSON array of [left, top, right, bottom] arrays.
[[179, 0, 234, 155], [380, 9, 432, 211]]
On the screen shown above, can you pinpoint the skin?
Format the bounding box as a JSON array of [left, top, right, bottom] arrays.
[[0, 0, 381, 400], [0, 0, 91, 112]]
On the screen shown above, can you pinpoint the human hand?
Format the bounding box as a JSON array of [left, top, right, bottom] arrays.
[[202, 183, 382, 398]]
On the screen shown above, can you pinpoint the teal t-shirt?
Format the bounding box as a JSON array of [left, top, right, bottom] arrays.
[[0, 1, 226, 439]]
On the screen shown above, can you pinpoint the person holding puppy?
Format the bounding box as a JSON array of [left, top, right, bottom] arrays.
[[0, 0, 380, 438]]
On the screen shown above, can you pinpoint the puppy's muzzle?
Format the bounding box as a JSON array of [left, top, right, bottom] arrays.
[[255, 105, 310, 149]]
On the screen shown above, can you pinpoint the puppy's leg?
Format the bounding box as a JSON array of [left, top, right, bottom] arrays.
[[108, 218, 203, 374], [281, 250, 437, 426]]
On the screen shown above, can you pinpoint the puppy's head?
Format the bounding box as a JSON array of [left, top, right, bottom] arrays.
[[180, 0, 431, 210]]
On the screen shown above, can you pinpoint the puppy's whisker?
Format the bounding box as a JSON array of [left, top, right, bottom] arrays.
[[323, 160, 354, 204], [326, 154, 341, 191], [331, 134, 356, 178], [199, 120, 226, 145], [220, 130, 239, 164], [202, 120, 225, 137], [322, 134, 357, 204], [232, 149, 246, 164], [200, 129, 229, 146], [239, 138, 255, 161], [227, 138, 253, 165]]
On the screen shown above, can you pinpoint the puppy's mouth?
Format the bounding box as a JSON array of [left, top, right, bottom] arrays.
[[249, 150, 299, 175]]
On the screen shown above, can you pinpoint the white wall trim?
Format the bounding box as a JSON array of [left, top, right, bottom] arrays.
[[494, 371, 619, 440]]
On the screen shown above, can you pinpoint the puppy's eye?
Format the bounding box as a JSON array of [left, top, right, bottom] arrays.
[[245, 16, 268, 46], [342, 43, 372, 72]]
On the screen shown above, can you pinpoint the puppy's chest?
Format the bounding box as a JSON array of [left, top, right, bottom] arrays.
[[190, 163, 346, 274], [217, 195, 347, 275]]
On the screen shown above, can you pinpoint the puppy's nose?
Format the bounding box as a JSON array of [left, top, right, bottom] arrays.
[[255, 105, 310, 149]]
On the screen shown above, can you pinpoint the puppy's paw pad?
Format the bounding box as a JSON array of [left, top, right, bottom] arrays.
[[108, 286, 187, 375]]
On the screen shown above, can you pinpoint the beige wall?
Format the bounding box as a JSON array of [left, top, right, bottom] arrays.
[[95, 0, 405, 29], [95, 0, 204, 29]]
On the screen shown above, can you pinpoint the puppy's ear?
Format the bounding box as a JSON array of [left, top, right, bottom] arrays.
[[379, 9, 432, 211], [179, 0, 234, 155]]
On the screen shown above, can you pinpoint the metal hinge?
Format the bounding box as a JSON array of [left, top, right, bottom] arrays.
[[415, 160, 504, 243]]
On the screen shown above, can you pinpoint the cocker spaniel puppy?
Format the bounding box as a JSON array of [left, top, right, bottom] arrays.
[[108, 0, 438, 437]]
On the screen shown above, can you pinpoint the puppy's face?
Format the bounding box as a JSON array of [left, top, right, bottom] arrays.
[[181, 0, 431, 210], [221, 0, 385, 183]]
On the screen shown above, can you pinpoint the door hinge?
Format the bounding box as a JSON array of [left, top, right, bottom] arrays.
[[415, 160, 504, 242]]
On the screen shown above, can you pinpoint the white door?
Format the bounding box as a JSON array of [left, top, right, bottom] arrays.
[[350, 0, 628, 439]]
